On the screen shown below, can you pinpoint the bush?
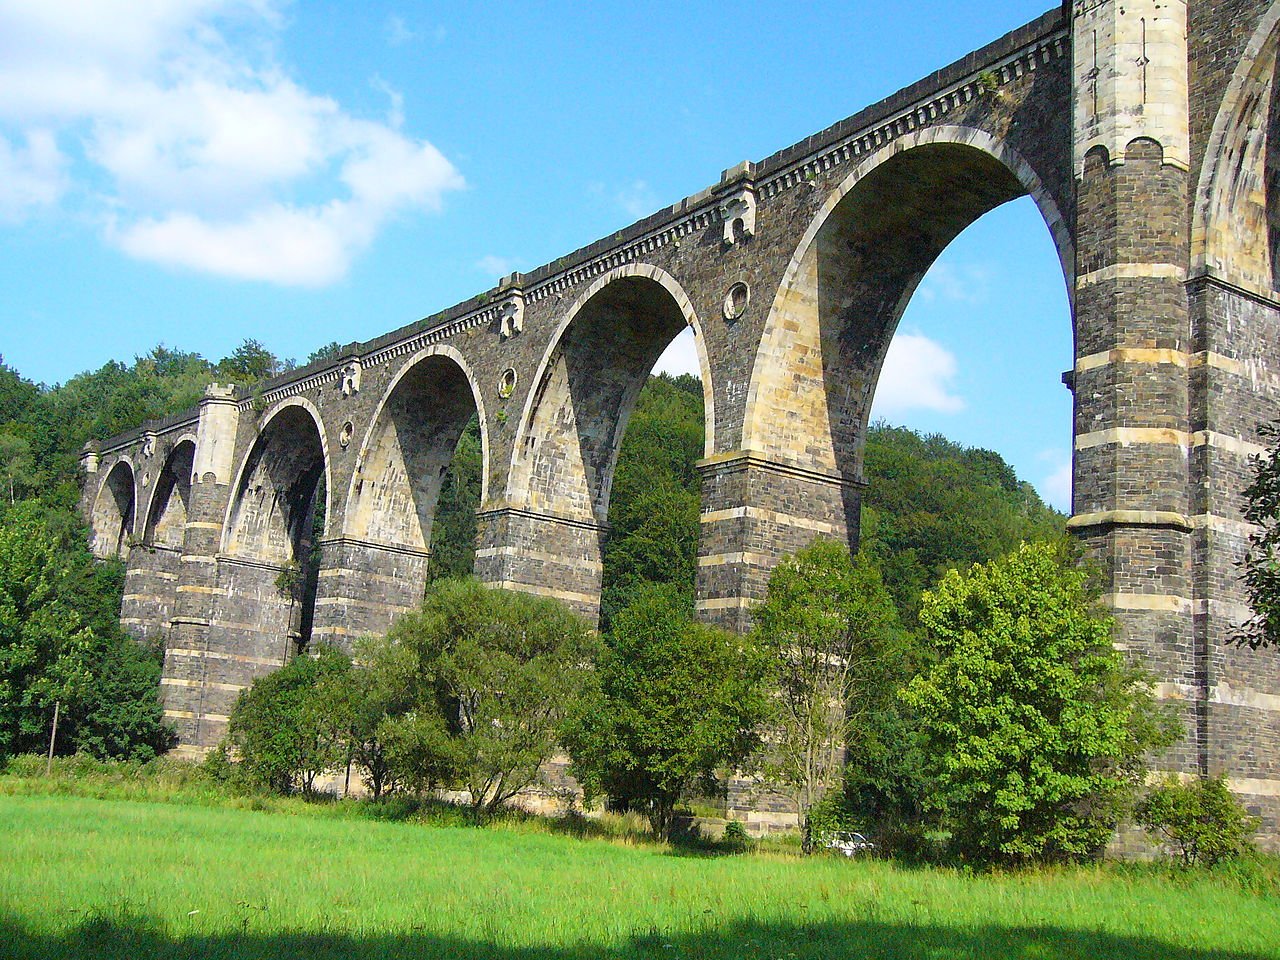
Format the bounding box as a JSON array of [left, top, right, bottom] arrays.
[[900, 541, 1177, 866], [721, 819, 750, 851], [1138, 775, 1259, 867]]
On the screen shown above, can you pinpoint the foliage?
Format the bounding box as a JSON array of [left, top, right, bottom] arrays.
[[226, 646, 351, 794], [1137, 775, 1259, 867], [859, 424, 1066, 624], [306, 341, 346, 365], [566, 584, 770, 838], [600, 373, 703, 626], [424, 417, 483, 583], [372, 579, 597, 818], [1235, 422, 1280, 650], [216, 338, 292, 385], [0, 501, 172, 762], [900, 540, 1176, 866], [751, 539, 911, 852]]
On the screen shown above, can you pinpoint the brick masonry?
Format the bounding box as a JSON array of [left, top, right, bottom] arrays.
[[78, 2, 1280, 846]]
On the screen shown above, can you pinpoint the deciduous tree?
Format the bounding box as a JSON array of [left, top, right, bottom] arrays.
[[567, 585, 769, 838], [900, 540, 1175, 865], [752, 540, 910, 852]]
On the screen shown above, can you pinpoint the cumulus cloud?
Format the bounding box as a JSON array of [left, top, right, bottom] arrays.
[[0, 129, 66, 222], [0, 0, 463, 284], [871, 333, 965, 417]]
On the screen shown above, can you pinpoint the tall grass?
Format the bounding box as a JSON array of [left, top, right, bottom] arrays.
[[2, 790, 1278, 960]]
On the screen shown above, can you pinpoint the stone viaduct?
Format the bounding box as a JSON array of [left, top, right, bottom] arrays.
[[80, 1, 1280, 839]]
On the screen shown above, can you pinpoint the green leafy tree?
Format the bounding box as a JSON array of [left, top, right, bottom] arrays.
[[373, 579, 597, 819], [0, 502, 171, 761], [306, 341, 346, 365], [900, 540, 1175, 866], [566, 585, 769, 838], [1137, 775, 1259, 866], [425, 418, 483, 583], [226, 646, 350, 793], [1236, 422, 1280, 650], [0, 432, 36, 504], [600, 373, 703, 626], [216, 339, 286, 385], [752, 540, 910, 852]]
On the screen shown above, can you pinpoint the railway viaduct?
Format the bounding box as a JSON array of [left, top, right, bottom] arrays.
[[81, 1, 1280, 839]]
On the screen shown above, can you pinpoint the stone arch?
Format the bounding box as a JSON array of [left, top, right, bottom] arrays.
[[344, 345, 490, 554], [223, 398, 330, 564], [742, 127, 1073, 487], [142, 437, 196, 549], [1193, 1, 1280, 294], [90, 457, 136, 559], [508, 263, 714, 525]]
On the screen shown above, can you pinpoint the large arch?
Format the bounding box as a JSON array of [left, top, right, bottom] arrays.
[[486, 264, 713, 619], [1192, 1, 1280, 294], [743, 128, 1073, 494], [344, 345, 489, 555], [143, 437, 196, 549], [223, 399, 330, 565], [508, 263, 714, 524], [90, 458, 136, 560]]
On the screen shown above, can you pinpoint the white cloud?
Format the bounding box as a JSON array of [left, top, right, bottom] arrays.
[[386, 14, 413, 47], [652, 327, 700, 378], [0, 129, 66, 221], [871, 333, 965, 417], [615, 180, 656, 219], [476, 254, 519, 279], [0, 0, 464, 285], [915, 261, 994, 305]]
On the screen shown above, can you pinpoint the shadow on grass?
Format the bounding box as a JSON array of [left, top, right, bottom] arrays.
[[1, 915, 1269, 960]]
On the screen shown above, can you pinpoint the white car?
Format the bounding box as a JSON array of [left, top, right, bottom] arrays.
[[824, 830, 877, 857]]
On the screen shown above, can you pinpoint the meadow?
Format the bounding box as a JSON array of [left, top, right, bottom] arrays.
[[2, 767, 1278, 960]]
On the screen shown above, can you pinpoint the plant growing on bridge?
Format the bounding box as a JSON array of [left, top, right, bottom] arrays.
[[752, 541, 913, 853], [370, 578, 598, 819], [565, 584, 770, 839], [900, 540, 1177, 866], [1235, 422, 1280, 651]]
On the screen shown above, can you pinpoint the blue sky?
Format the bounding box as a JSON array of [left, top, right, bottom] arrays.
[[0, 0, 1072, 509]]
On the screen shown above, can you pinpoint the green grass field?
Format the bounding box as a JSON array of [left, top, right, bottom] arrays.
[[2, 790, 1278, 960]]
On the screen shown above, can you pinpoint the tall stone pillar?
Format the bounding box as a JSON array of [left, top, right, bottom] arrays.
[[161, 385, 240, 755], [1067, 1, 1202, 771], [310, 536, 431, 648], [474, 505, 606, 622], [694, 450, 862, 632]]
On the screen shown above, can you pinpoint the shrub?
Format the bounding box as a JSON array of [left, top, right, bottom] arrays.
[[1137, 775, 1259, 867]]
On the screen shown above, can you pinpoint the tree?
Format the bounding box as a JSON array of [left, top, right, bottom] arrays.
[[0, 433, 35, 504], [566, 585, 770, 838], [226, 646, 350, 793], [752, 540, 910, 852], [1235, 422, 1280, 650], [1137, 775, 1259, 866], [373, 579, 597, 819], [216, 339, 285, 385], [900, 540, 1175, 866], [0, 502, 172, 761]]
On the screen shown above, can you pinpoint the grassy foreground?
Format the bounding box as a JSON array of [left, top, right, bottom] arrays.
[[2, 791, 1278, 960]]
